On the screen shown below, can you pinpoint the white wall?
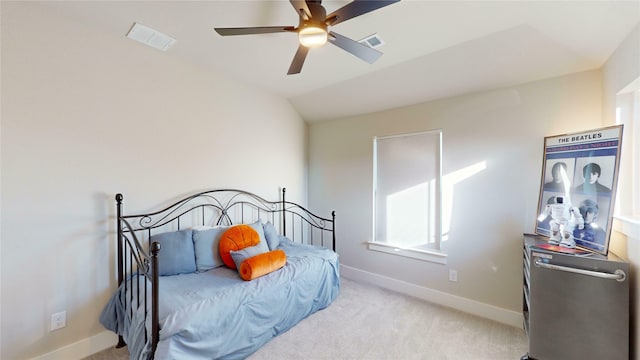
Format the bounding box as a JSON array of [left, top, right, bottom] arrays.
[[308, 70, 603, 316], [603, 23, 640, 126], [0, 3, 307, 359]]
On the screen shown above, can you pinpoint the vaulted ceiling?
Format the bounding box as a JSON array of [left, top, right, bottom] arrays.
[[42, 1, 640, 122]]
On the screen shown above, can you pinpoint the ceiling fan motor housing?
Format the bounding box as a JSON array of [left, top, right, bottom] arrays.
[[300, 2, 327, 29]]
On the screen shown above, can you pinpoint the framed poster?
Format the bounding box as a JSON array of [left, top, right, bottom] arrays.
[[535, 125, 623, 255]]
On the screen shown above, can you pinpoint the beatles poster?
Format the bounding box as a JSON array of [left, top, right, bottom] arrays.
[[535, 125, 623, 255]]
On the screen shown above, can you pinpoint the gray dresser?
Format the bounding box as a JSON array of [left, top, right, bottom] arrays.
[[522, 234, 629, 360]]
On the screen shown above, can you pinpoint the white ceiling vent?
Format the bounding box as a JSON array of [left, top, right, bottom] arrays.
[[359, 34, 384, 49], [126, 23, 176, 51]]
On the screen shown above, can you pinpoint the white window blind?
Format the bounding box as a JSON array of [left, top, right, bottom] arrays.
[[371, 130, 444, 261]]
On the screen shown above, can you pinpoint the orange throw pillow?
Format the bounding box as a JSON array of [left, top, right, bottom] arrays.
[[239, 250, 287, 281], [219, 225, 260, 269]]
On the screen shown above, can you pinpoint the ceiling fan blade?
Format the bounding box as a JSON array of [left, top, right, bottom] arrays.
[[328, 31, 382, 64], [326, 0, 400, 26], [215, 26, 295, 36], [288, 45, 310, 75], [290, 0, 312, 20]]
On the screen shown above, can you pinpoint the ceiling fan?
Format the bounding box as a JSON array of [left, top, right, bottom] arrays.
[[214, 0, 400, 75]]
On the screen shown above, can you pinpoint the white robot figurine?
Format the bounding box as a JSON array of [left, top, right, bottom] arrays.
[[538, 196, 584, 248]]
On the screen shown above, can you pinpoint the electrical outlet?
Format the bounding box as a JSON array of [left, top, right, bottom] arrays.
[[50, 311, 66, 331], [449, 269, 458, 282]]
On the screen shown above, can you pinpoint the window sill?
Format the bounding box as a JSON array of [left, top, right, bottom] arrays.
[[613, 215, 640, 240], [367, 241, 448, 264]]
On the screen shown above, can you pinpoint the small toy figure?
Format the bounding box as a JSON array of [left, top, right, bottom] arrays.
[[538, 196, 585, 248]]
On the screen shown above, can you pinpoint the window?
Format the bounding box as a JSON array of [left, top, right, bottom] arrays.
[[615, 77, 640, 219], [369, 130, 446, 264]]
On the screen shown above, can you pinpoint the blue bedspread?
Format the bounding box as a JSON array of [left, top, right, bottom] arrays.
[[100, 239, 340, 359]]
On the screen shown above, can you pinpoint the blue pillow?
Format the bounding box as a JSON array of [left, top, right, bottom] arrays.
[[192, 226, 228, 272], [247, 220, 270, 253], [229, 245, 266, 269], [149, 229, 196, 276], [262, 221, 280, 250]]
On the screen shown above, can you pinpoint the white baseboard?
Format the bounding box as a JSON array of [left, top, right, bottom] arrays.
[[340, 264, 523, 329], [32, 331, 118, 360]]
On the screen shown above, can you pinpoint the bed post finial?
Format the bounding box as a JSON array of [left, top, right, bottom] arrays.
[[114, 192, 126, 348], [115, 194, 124, 285], [150, 241, 161, 355], [115, 194, 124, 288], [332, 211, 336, 252], [282, 188, 286, 237]]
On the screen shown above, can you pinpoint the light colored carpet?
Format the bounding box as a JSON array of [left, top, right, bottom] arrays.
[[86, 278, 528, 360]]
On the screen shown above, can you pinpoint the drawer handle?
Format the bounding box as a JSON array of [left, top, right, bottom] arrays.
[[534, 258, 626, 282]]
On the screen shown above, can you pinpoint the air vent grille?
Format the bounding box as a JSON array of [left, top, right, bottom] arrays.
[[126, 23, 176, 51], [359, 34, 384, 48]]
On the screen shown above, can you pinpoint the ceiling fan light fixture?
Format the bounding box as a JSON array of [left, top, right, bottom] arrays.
[[298, 26, 327, 48], [213, 0, 401, 74]]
